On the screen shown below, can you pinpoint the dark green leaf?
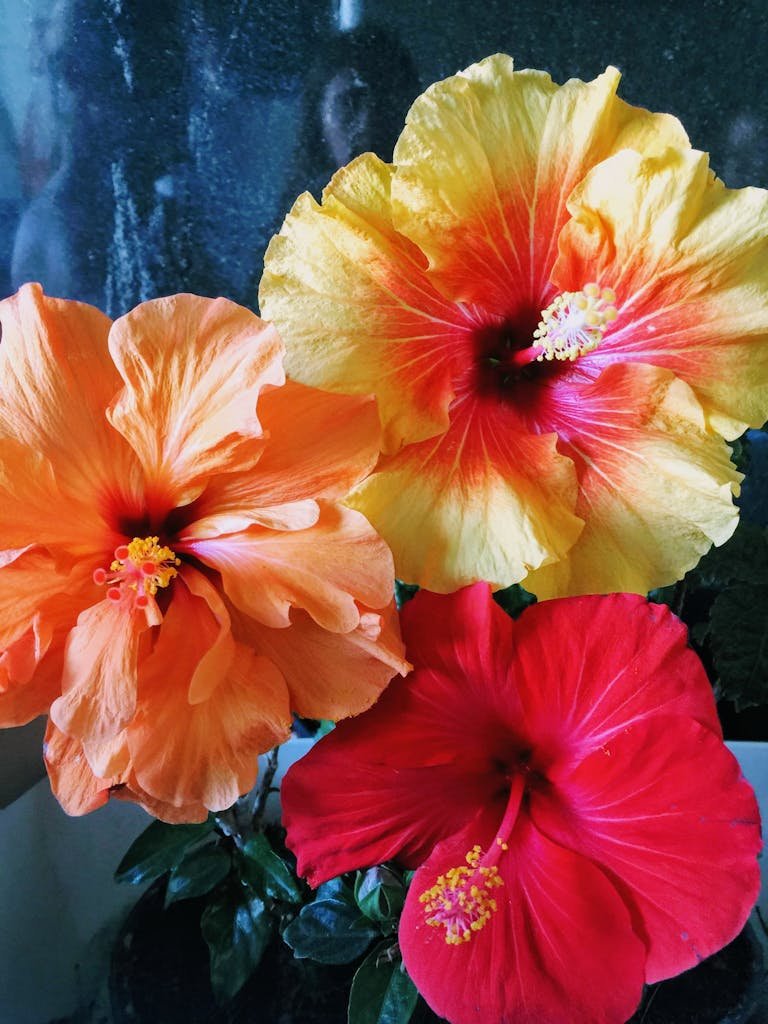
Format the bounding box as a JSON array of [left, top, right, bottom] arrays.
[[709, 583, 768, 709], [115, 818, 215, 885], [316, 876, 354, 902], [348, 943, 419, 1024], [164, 845, 231, 907], [354, 866, 405, 923], [692, 523, 768, 588], [241, 833, 302, 904], [201, 891, 273, 1003], [493, 584, 536, 619], [394, 580, 419, 610], [283, 897, 378, 964]]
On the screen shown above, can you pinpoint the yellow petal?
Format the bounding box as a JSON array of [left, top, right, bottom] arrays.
[[260, 154, 473, 452], [555, 147, 768, 439], [347, 397, 582, 592], [391, 56, 688, 312], [522, 363, 740, 598]]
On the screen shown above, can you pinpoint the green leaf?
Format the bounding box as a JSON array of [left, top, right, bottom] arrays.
[[164, 845, 231, 907], [283, 897, 378, 964], [348, 943, 419, 1024], [493, 584, 536, 619], [316, 876, 354, 902], [709, 583, 768, 709], [354, 866, 405, 923], [394, 580, 419, 610], [201, 891, 273, 1003], [692, 523, 768, 588], [115, 818, 215, 885], [241, 833, 302, 904]]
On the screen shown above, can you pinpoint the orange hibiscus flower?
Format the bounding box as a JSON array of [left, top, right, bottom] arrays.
[[261, 55, 768, 596], [0, 284, 407, 822]]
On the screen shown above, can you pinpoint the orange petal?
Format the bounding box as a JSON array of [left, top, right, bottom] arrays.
[[50, 597, 147, 745], [107, 294, 284, 506], [239, 600, 408, 721], [182, 504, 395, 632], [0, 285, 142, 538], [522, 363, 741, 598], [187, 380, 383, 531], [44, 721, 114, 816], [260, 154, 474, 452], [347, 396, 582, 592], [554, 147, 768, 440], [130, 642, 291, 812], [391, 57, 688, 314], [178, 566, 236, 704]]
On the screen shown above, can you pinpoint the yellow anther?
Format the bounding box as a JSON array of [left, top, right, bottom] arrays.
[[419, 846, 504, 945], [96, 536, 181, 610], [532, 284, 619, 363]]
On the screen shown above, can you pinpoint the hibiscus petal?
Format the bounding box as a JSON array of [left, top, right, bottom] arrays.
[[556, 147, 768, 439], [50, 598, 147, 745], [346, 395, 582, 591], [127, 580, 291, 811], [522, 362, 740, 597], [187, 381, 382, 529], [260, 153, 473, 452], [107, 294, 284, 506], [179, 566, 236, 704], [391, 56, 687, 314], [501, 590, 722, 758], [399, 817, 645, 1024], [43, 722, 115, 816], [282, 720, 497, 887], [239, 601, 408, 722], [531, 716, 761, 983], [183, 504, 394, 632], [0, 284, 142, 531]]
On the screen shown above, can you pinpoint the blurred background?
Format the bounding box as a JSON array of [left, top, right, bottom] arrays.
[[0, 0, 765, 318]]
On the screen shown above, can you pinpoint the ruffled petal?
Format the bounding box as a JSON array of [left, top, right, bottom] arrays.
[[522, 363, 740, 597], [107, 294, 284, 507], [0, 285, 140, 546], [127, 578, 291, 812], [399, 817, 645, 1024], [391, 56, 687, 314], [346, 395, 582, 591], [555, 147, 768, 439], [239, 601, 408, 722], [179, 566, 236, 704], [260, 153, 474, 452], [43, 722, 115, 816], [49, 597, 147, 745], [186, 380, 382, 531], [532, 717, 761, 983], [183, 505, 395, 632]]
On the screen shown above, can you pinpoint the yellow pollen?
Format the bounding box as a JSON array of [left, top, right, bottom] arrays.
[[533, 284, 618, 362], [419, 845, 504, 945], [95, 536, 181, 610]]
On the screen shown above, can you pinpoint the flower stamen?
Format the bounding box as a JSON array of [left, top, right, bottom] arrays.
[[93, 536, 180, 610], [419, 845, 504, 945], [533, 284, 617, 362]]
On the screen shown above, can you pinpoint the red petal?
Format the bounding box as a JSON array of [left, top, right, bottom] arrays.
[[399, 816, 645, 1024], [532, 715, 761, 982]]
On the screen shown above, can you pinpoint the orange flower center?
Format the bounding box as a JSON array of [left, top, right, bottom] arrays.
[[93, 536, 180, 610], [532, 283, 617, 363], [419, 844, 504, 945]]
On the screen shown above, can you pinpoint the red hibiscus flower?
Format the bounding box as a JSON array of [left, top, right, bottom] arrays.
[[282, 586, 761, 1024]]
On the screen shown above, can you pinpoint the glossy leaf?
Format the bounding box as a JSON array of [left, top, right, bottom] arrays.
[[165, 844, 231, 907], [691, 522, 768, 588], [115, 818, 215, 885], [201, 890, 273, 1003], [283, 897, 378, 964], [241, 833, 302, 904], [354, 866, 405, 923], [709, 583, 768, 709], [348, 942, 419, 1024]]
